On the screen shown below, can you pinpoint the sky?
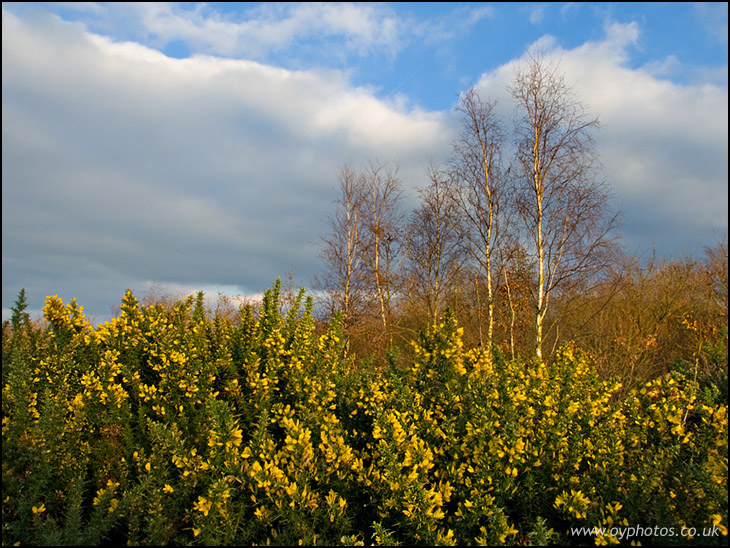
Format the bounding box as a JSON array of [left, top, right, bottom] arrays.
[[2, 2, 728, 324]]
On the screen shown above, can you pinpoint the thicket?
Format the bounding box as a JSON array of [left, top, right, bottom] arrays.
[[2, 279, 727, 546], [327, 243, 729, 399]]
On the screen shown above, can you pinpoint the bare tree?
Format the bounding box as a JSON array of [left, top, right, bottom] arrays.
[[495, 235, 534, 361], [449, 88, 506, 348], [317, 161, 405, 354], [316, 163, 367, 337], [405, 165, 465, 326], [510, 54, 618, 359], [360, 162, 405, 346]]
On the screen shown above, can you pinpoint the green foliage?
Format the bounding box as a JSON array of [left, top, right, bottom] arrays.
[[2, 285, 727, 545]]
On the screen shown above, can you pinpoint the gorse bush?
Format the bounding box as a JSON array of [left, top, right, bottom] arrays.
[[2, 282, 727, 545]]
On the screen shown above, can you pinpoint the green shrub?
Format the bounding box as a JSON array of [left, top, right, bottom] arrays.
[[2, 284, 727, 545]]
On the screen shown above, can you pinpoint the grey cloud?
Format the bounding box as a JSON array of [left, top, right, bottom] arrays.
[[2, 9, 453, 321]]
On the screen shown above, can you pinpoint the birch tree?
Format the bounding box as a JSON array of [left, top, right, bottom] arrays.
[[405, 165, 465, 326], [360, 162, 404, 346], [510, 54, 618, 359], [317, 163, 367, 336], [449, 88, 506, 349]]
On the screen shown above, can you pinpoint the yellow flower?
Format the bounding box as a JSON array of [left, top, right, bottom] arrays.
[[32, 504, 46, 514], [230, 427, 243, 447], [163, 484, 174, 494], [193, 496, 212, 516], [710, 515, 728, 536]]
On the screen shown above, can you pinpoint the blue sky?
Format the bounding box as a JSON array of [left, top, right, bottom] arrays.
[[2, 2, 728, 323]]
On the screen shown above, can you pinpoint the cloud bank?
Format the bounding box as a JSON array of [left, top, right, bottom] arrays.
[[1, 7, 452, 321], [2, 6, 727, 323]]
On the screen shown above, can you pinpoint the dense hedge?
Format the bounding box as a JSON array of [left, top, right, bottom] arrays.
[[2, 282, 727, 545]]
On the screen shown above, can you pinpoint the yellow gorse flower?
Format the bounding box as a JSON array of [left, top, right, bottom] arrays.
[[193, 496, 212, 516]]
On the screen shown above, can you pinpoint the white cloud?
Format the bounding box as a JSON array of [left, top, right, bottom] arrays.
[[641, 54, 682, 79], [139, 280, 264, 310], [55, 2, 106, 15], [52, 2, 403, 61], [37, 2, 497, 67], [693, 2, 728, 47], [409, 4, 495, 46], [529, 4, 548, 25]]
